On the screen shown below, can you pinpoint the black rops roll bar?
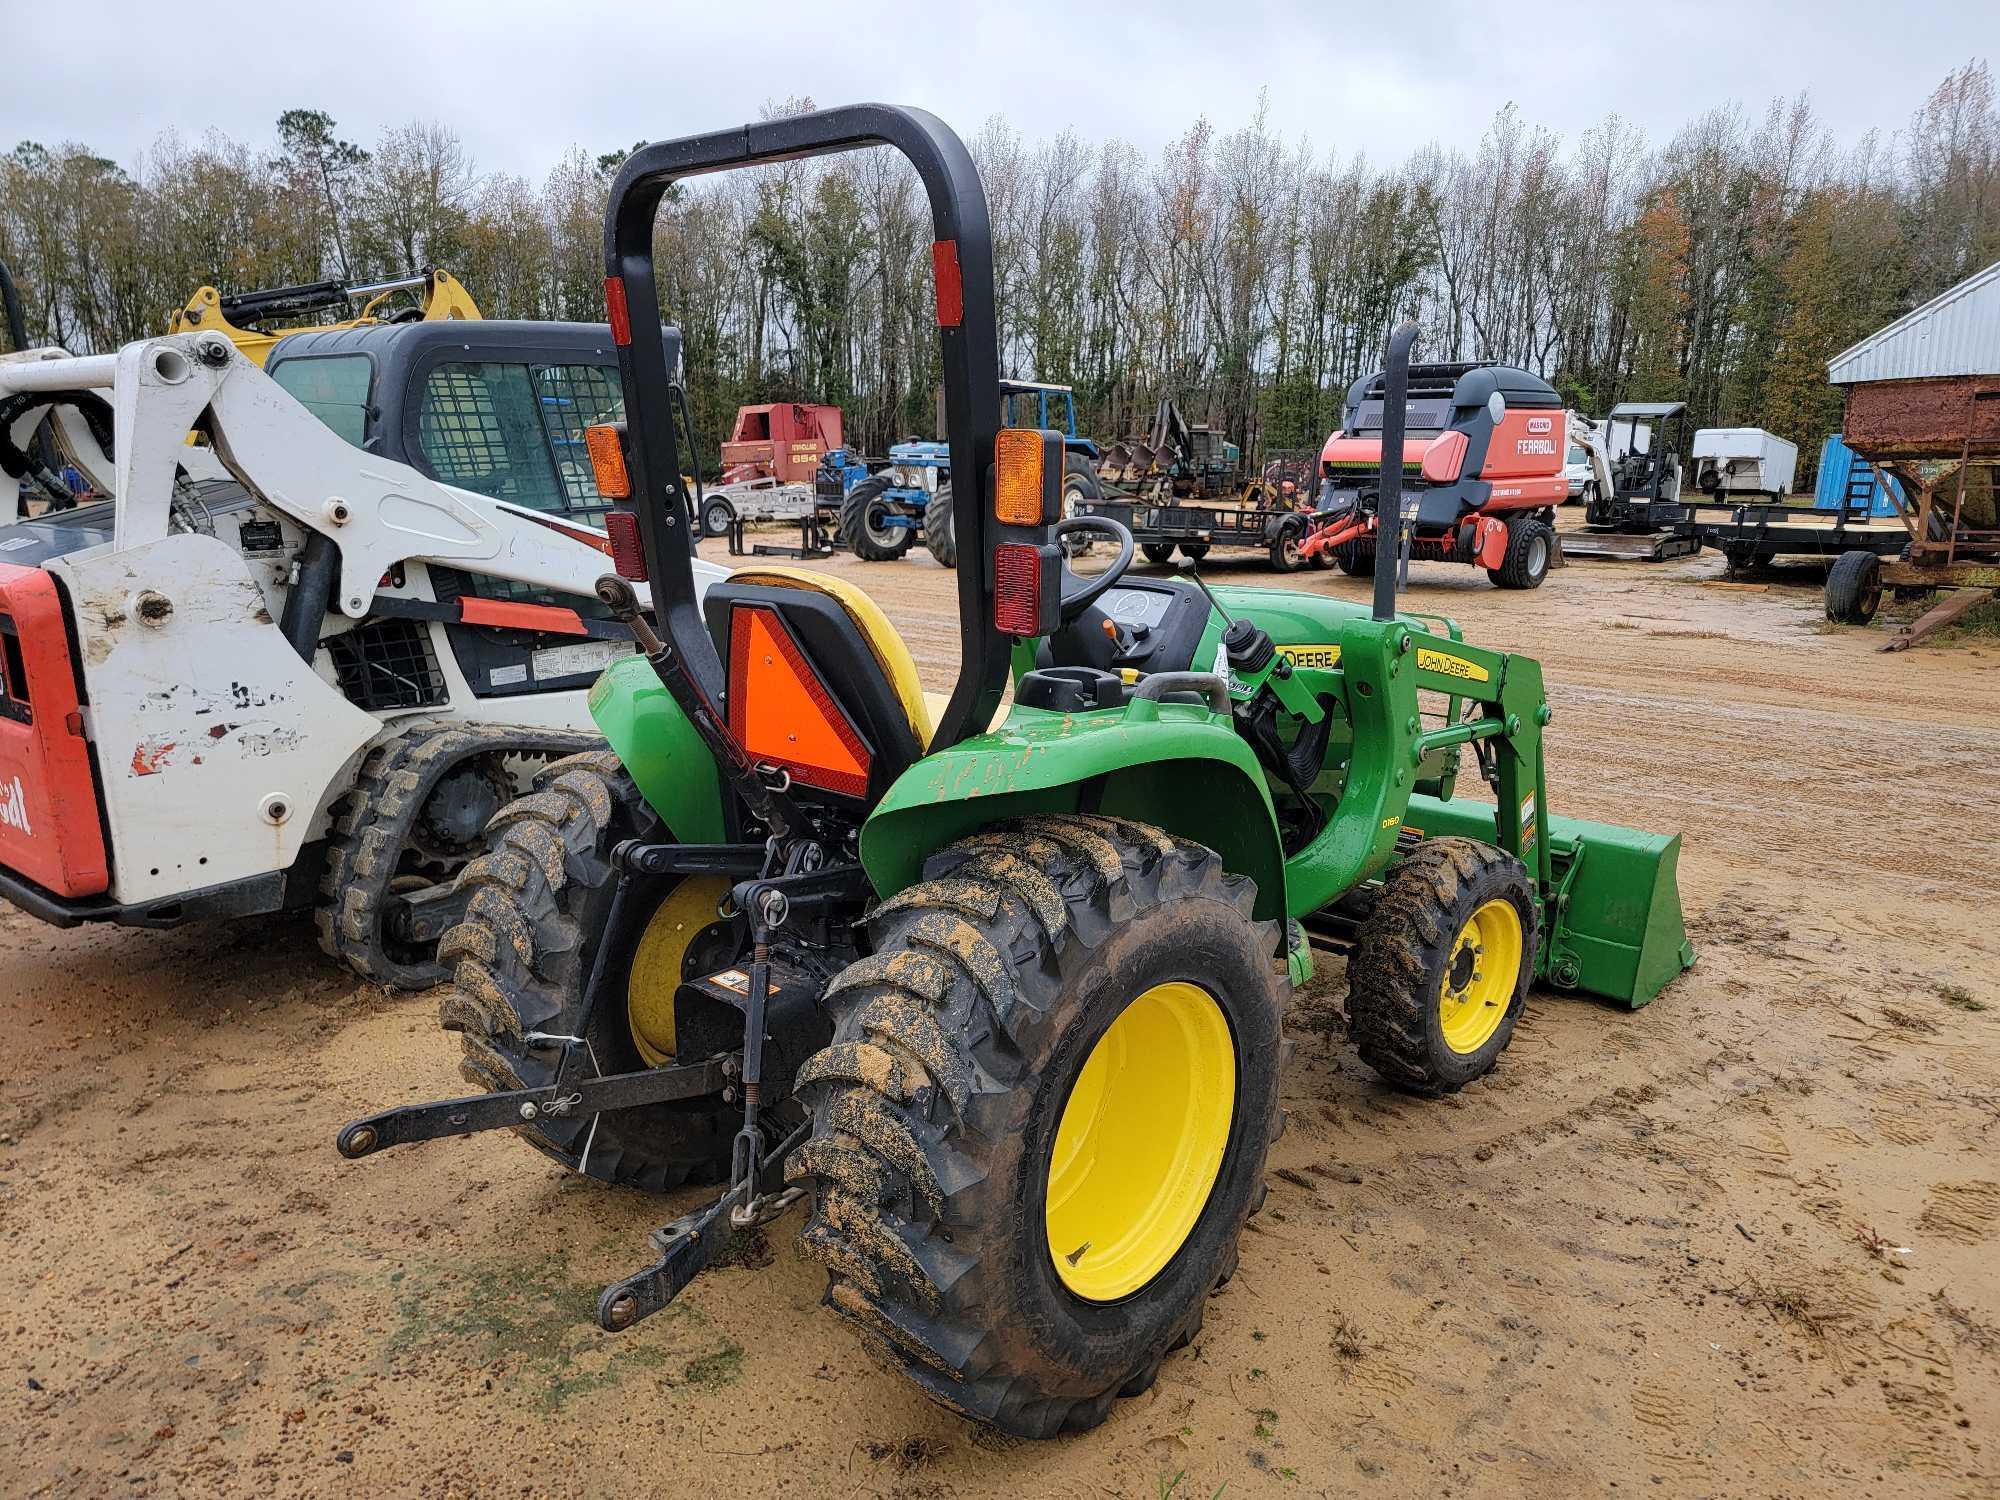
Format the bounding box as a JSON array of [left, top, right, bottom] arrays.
[[1372, 320, 1420, 622], [601, 105, 1005, 752]]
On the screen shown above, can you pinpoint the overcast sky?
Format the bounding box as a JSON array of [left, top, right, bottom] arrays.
[[5, 0, 1989, 177]]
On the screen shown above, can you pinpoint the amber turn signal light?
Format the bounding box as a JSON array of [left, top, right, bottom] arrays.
[[585, 423, 632, 499], [994, 428, 1062, 527]]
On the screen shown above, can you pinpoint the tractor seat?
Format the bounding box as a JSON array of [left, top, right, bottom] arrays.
[[704, 566, 934, 802]]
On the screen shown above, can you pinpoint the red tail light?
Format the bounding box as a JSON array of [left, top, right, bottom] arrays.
[[993, 543, 1043, 635], [605, 510, 647, 581], [604, 276, 632, 346], [931, 240, 963, 328]]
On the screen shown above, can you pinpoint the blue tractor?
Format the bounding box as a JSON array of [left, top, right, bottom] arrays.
[[831, 379, 1103, 565]]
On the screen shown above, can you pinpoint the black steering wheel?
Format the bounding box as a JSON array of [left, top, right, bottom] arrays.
[[1055, 516, 1135, 621]]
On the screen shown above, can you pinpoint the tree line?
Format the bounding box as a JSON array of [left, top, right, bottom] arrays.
[[4, 64, 1997, 481]]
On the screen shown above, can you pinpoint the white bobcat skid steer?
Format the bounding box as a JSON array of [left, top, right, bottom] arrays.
[[0, 327, 723, 986]]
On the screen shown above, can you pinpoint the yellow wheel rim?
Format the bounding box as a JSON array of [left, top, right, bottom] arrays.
[[626, 877, 731, 1067], [1438, 898, 1523, 1056], [1045, 981, 1236, 1302]]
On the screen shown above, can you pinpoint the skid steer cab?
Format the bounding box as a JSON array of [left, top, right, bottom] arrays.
[[340, 103, 1695, 1441], [0, 317, 726, 988], [1302, 360, 1568, 590]]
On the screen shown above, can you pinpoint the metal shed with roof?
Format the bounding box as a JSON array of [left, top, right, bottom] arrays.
[[1820, 260, 2000, 648]]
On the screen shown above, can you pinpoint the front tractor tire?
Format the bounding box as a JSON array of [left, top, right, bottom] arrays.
[[435, 751, 739, 1190], [791, 816, 1289, 1438], [1348, 838, 1536, 1097]]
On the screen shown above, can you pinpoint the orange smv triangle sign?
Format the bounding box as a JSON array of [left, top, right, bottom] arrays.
[[728, 604, 872, 797]]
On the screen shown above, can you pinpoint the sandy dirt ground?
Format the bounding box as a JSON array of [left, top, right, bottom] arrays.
[[4, 539, 1998, 1499]]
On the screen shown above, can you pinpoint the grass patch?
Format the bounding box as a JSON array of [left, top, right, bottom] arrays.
[[383, 1250, 741, 1410], [683, 1342, 745, 1387], [1937, 982, 1987, 1012], [1881, 583, 2000, 644]]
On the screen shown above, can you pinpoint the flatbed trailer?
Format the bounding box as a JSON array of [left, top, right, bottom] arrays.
[[1686, 497, 1906, 571], [1076, 493, 1323, 571]]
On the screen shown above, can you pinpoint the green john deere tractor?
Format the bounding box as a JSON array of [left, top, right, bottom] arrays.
[[338, 104, 1694, 1439]]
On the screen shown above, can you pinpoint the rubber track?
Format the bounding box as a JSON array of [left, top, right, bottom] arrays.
[[316, 720, 603, 989], [790, 813, 1291, 1437], [1346, 837, 1537, 1095]]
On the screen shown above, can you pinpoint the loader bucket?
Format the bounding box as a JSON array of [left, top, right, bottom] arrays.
[[1402, 795, 1695, 1009]]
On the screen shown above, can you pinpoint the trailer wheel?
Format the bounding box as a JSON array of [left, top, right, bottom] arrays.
[[1348, 837, 1536, 1097], [1269, 518, 1306, 572], [1825, 549, 1882, 625], [1488, 516, 1553, 590], [841, 476, 915, 561], [1335, 542, 1375, 577], [792, 815, 1288, 1437], [1141, 542, 1177, 566], [699, 495, 736, 538], [437, 750, 739, 1190], [923, 481, 957, 568], [1178, 542, 1211, 562]]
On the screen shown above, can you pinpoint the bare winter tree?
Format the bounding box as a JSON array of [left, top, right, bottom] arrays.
[[4, 63, 1997, 483]]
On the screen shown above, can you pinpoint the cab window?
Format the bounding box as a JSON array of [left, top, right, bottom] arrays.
[[269, 355, 373, 446], [416, 361, 621, 514]]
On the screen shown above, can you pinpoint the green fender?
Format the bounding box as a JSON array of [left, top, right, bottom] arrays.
[[860, 703, 1287, 920], [586, 654, 725, 842]]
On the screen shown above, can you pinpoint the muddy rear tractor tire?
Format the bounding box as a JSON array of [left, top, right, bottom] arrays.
[[841, 476, 915, 561], [1825, 549, 1882, 625], [1347, 837, 1536, 1097], [1487, 516, 1554, 590], [790, 815, 1289, 1438], [436, 750, 739, 1190], [923, 482, 957, 569]]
